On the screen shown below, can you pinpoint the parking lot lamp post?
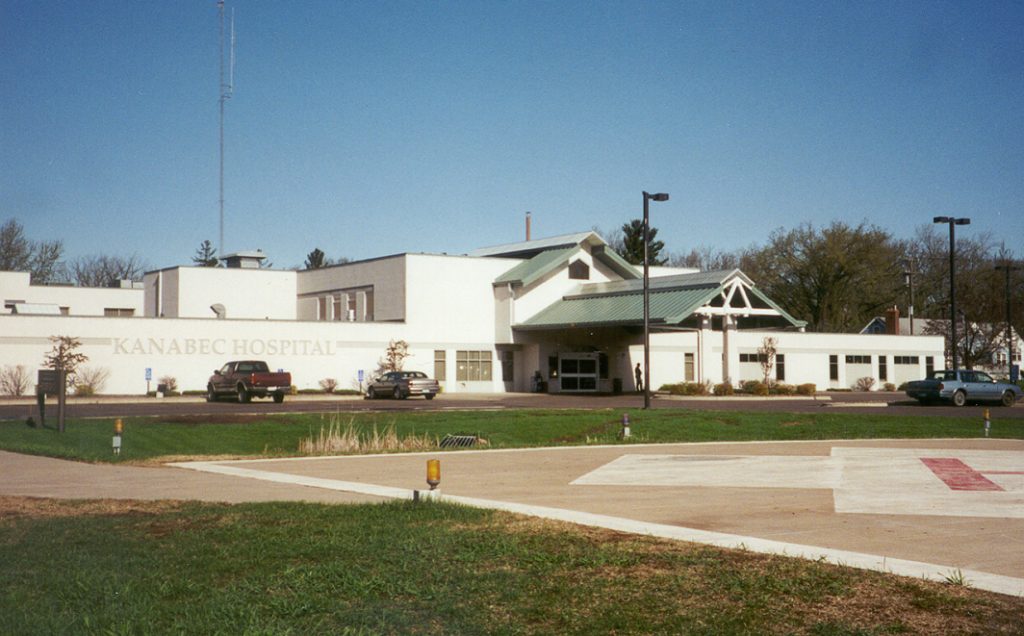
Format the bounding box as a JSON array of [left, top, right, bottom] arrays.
[[995, 263, 1022, 379], [899, 258, 916, 335], [933, 216, 970, 370], [643, 191, 669, 410]]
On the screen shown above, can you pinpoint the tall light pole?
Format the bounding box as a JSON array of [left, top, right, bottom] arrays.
[[643, 191, 669, 409], [995, 262, 1022, 380], [899, 258, 916, 335], [933, 216, 970, 370]]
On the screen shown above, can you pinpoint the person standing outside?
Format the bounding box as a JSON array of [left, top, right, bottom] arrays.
[[634, 363, 643, 392]]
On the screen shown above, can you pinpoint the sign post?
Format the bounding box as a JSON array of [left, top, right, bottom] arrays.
[[145, 367, 152, 395], [36, 370, 60, 429], [358, 369, 364, 393]]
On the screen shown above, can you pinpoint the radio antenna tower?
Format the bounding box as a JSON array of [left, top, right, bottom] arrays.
[[218, 0, 235, 257]]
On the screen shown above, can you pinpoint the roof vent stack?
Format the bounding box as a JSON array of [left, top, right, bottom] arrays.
[[526, 211, 531, 242]]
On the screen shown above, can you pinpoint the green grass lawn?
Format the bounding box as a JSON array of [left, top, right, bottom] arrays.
[[1, 408, 1020, 463], [2, 498, 1021, 635]]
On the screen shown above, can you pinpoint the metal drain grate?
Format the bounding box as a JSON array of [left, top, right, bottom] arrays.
[[439, 434, 480, 448]]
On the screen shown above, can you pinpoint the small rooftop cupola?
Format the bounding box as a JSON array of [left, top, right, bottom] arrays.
[[221, 250, 266, 269]]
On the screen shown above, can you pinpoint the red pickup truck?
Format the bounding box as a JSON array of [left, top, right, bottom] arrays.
[[207, 360, 292, 404]]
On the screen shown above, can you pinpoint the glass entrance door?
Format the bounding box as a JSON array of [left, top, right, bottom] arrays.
[[559, 353, 599, 392]]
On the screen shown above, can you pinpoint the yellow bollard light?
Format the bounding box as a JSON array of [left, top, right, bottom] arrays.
[[113, 418, 123, 455], [426, 459, 441, 490]]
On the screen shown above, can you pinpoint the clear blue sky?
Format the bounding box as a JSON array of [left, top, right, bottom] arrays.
[[2, 0, 1022, 270]]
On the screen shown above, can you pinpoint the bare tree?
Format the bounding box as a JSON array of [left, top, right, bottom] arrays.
[[0, 218, 65, 283], [43, 335, 88, 432], [376, 339, 410, 375], [0, 365, 31, 396], [670, 246, 740, 271], [68, 254, 148, 287], [758, 336, 778, 385]]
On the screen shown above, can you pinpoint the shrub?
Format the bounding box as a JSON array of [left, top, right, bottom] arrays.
[[770, 383, 796, 395], [796, 383, 816, 396], [713, 382, 734, 396], [855, 376, 876, 392], [0, 364, 31, 396], [319, 378, 338, 393], [659, 382, 709, 396], [897, 382, 910, 391], [740, 380, 769, 396], [74, 366, 110, 396], [158, 375, 178, 392], [883, 382, 896, 392]]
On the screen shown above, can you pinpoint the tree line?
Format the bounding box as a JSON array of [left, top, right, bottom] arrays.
[[5, 215, 1021, 367], [1, 219, 350, 285]]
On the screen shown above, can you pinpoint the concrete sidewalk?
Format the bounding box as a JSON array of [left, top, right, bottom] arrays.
[[3, 438, 1023, 596]]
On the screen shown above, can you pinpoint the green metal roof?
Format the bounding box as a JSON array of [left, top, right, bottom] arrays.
[[517, 270, 806, 330], [494, 247, 580, 286], [519, 284, 721, 329], [493, 245, 640, 287]]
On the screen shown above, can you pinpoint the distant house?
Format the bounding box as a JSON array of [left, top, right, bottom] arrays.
[[861, 309, 1021, 378]]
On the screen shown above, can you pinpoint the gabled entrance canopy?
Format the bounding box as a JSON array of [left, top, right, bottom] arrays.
[[516, 269, 806, 331]]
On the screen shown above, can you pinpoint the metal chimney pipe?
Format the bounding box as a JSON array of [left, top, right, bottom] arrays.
[[526, 211, 531, 241]]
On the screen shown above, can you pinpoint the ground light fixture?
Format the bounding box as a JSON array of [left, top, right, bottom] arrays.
[[933, 216, 970, 370], [426, 459, 440, 490], [643, 191, 670, 410]]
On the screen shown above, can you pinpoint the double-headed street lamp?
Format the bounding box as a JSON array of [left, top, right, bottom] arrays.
[[643, 191, 669, 410], [995, 262, 1022, 380], [933, 216, 970, 370]]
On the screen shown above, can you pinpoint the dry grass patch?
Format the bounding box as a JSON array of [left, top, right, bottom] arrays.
[[299, 417, 436, 455], [0, 496, 187, 521]]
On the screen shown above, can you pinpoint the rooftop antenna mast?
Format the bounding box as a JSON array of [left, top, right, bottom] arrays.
[[218, 0, 235, 257]]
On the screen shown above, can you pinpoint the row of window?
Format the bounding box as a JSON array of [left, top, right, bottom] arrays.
[[739, 353, 786, 380], [315, 288, 374, 322], [828, 354, 934, 381]]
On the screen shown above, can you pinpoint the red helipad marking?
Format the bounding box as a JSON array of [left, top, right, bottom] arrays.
[[920, 458, 1004, 492]]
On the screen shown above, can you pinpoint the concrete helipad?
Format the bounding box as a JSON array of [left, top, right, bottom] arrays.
[[170, 438, 1024, 597]]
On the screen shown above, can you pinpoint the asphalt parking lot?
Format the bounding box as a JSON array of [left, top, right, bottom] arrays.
[[1, 390, 1021, 421]]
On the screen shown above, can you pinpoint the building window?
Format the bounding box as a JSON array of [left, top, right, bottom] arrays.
[[548, 355, 559, 378], [500, 351, 514, 382], [894, 356, 920, 365], [740, 353, 768, 363], [103, 308, 135, 317], [568, 259, 590, 280], [364, 289, 374, 321], [879, 356, 887, 382], [434, 350, 446, 381], [776, 354, 785, 381], [599, 352, 609, 379], [456, 350, 492, 382], [926, 356, 934, 376], [347, 295, 356, 320], [333, 295, 343, 321], [684, 353, 695, 382], [829, 355, 838, 381], [845, 355, 871, 364], [318, 297, 328, 321]]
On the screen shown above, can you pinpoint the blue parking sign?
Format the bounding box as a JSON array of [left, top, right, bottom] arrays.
[[145, 367, 152, 381]]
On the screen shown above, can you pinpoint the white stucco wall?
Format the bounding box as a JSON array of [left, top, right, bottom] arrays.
[[1, 271, 144, 316], [144, 267, 297, 320], [0, 314, 514, 395]]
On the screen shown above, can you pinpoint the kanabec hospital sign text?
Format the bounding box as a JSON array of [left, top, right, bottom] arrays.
[[112, 337, 337, 357]]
